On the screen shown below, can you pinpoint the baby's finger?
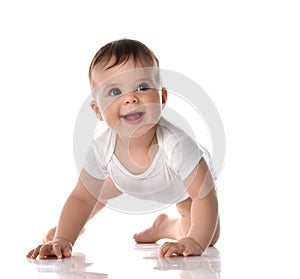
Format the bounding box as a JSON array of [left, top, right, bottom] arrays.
[[53, 243, 63, 259], [182, 247, 194, 257], [159, 242, 173, 257], [165, 244, 185, 258], [63, 246, 72, 258], [39, 244, 54, 259], [26, 249, 34, 258], [30, 245, 43, 259]]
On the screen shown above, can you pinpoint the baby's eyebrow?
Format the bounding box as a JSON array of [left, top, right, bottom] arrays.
[[102, 77, 155, 89], [136, 77, 154, 83], [102, 82, 122, 90]]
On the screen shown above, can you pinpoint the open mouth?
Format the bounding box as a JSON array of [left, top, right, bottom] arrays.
[[122, 111, 145, 124]]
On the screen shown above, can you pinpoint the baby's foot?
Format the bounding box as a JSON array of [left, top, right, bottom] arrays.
[[43, 226, 56, 243], [133, 214, 169, 243]]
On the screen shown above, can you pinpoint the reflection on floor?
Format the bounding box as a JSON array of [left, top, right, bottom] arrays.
[[25, 244, 221, 278], [27, 253, 109, 278], [141, 244, 221, 276]]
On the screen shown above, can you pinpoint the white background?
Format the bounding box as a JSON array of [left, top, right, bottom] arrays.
[[0, 0, 299, 278]]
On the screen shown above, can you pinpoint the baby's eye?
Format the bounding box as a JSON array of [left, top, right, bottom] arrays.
[[136, 82, 151, 92], [109, 88, 122, 96]]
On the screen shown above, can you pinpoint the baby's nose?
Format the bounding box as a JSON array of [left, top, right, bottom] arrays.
[[123, 93, 138, 104]]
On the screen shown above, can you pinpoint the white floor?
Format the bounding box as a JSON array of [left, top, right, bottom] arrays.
[[23, 244, 221, 279], [2, 206, 222, 279], [1, 205, 299, 279], [2, 203, 299, 279]]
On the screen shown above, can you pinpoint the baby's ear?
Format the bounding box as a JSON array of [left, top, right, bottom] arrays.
[[161, 87, 168, 108], [90, 100, 103, 121]]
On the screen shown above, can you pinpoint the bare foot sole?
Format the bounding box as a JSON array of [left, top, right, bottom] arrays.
[[133, 214, 169, 243]]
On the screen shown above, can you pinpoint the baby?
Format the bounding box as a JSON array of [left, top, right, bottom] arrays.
[[27, 39, 220, 259]]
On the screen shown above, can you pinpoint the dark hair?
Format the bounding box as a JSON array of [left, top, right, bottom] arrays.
[[88, 39, 159, 82]]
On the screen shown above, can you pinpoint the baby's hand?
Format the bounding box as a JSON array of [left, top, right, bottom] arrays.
[[26, 239, 73, 259], [159, 237, 203, 257]]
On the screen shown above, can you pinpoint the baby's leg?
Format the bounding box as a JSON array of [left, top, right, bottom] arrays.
[[133, 198, 192, 243], [134, 198, 220, 245], [174, 198, 220, 246]]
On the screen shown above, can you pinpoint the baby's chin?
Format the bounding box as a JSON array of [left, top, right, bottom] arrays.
[[117, 123, 158, 138]]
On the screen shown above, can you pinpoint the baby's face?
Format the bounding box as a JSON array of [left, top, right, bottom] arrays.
[[91, 59, 166, 137]]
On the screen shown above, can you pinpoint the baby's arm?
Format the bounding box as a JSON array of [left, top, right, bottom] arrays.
[[160, 158, 219, 257], [42, 198, 105, 243], [42, 173, 120, 243], [185, 158, 218, 250], [27, 170, 122, 259], [53, 172, 104, 245], [27, 173, 103, 259]]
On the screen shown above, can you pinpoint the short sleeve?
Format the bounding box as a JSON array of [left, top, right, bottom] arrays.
[[169, 135, 203, 180], [82, 141, 107, 180]]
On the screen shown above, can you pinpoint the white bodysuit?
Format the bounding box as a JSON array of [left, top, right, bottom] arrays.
[[83, 117, 210, 204]]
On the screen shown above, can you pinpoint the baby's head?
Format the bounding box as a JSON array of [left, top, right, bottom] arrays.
[[89, 39, 167, 137], [89, 38, 159, 87]]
